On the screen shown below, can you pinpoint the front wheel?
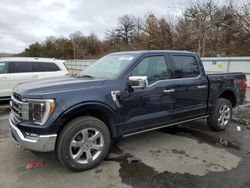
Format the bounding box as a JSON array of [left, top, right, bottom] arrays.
[[207, 98, 232, 131], [56, 116, 111, 171]]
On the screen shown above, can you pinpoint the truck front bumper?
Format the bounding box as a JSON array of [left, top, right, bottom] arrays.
[[9, 118, 57, 152]]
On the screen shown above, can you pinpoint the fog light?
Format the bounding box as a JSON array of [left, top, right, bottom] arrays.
[[24, 132, 38, 139]]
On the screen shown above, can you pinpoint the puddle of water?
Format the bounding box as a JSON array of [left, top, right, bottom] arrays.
[[118, 131, 241, 176], [109, 153, 245, 188], [160, 126, 241, 150]]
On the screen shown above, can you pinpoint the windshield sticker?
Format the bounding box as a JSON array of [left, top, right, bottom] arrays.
[[119, 56, 134, 61]]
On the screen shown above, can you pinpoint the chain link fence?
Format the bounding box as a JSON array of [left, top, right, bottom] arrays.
[[64, 59, 97, 74]]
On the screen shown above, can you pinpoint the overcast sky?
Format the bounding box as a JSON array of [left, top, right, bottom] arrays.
[[0, 0, 247, 53]]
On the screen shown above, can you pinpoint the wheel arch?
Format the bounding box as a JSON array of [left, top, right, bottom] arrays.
[[218, 89, 237, 107], [55, 102, 119, 139]]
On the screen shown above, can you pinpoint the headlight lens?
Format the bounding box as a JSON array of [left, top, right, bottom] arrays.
[[21, 99, 55, 126]]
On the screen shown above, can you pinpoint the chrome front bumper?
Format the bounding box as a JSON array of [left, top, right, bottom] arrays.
[[9, 118, 57, 152]]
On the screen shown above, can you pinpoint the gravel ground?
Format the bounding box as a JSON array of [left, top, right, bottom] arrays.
[[233, 103, 250, 126]]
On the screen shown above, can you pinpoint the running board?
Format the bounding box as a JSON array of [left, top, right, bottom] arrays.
[[122, 115, 209, 137]]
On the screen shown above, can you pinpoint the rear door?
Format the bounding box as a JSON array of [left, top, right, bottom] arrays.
[[169, 54, 208, 120], [0, 61, 10, 98], [31, 62, 61, 78], [9, 61, 39, 90]]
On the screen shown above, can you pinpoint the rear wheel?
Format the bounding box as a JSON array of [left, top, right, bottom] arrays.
[[56, 116, 111, 171], [207, 98, 232, 131]]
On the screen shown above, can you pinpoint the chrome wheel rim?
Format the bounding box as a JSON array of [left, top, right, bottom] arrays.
[[69, 128, 104, 164], [218, 104, 231, 127]]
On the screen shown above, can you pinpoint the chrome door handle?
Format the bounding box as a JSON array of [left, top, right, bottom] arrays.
[[197, 85, 207, 89], [163, 89, 175, 93]]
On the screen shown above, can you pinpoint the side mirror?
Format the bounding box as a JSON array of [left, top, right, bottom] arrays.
[[128, 76, 148, 89]]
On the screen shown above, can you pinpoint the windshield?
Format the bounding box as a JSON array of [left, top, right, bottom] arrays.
[[79, 54, 137, 79]]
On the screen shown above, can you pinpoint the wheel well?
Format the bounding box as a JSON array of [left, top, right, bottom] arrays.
[[58, 109, 115, 139], [219, 90, 236, 107]]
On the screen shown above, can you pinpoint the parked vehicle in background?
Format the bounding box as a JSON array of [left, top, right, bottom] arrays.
[[9, 50, 247, 171], [0, 57, 69, 100]]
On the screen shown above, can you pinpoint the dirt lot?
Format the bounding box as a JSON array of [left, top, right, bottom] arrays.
[[1, 106, 250, 187]]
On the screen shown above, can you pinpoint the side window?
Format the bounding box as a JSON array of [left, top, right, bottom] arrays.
[[32, 62, 60, 72], [172, 56, 200, 78], [131, 56, 167, 85], [0, 62, 8, 74], [12, 62, 32, 73]]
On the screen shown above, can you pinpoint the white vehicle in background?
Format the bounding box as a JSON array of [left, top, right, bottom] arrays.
[[0, 57, 69, 100]]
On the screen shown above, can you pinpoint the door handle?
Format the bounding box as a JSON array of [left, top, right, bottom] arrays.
[[163, 89, 175, 93], [32, 75, 39, 78], [0, 77, 7, 80], [197, 85, 207, 89]]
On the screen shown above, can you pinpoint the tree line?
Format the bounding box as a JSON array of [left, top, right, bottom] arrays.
[[19, 0, 250, 59]]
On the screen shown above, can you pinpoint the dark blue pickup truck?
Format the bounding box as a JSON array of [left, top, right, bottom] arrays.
[[9, 50, 247, 171]]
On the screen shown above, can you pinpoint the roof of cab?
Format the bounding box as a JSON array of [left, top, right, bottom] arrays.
[[109, 50, 197, 56], [0, 57, 64, 63]]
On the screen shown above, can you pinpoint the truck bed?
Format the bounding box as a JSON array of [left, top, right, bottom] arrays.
[[206, 71, 246, 108]]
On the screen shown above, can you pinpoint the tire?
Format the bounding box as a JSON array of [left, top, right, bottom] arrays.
[[207, 98, 232, 131], [56, 116, 111, 171]]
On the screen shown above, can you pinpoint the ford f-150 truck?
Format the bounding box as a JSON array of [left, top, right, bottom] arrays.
[[9, 50, 247, 171]]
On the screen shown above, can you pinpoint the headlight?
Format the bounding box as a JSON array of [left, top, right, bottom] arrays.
[[21, 99, 55, 126]]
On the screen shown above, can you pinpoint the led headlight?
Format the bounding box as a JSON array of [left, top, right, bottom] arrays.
[[21, 99, 55, 126]]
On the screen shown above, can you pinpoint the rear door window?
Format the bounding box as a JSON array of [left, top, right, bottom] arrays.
[[32, 62, 60, 72], [0, 62, 8, 74], [172, 55, 200, 78], [12, 62, 32, 73]]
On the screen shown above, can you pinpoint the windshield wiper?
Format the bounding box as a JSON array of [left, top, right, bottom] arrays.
[[76, 74, 95, 79]]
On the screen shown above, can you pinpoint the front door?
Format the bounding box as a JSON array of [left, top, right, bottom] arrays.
[[121, 54, 176, 133]]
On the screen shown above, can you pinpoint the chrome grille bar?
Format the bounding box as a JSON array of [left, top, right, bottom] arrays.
[[10, 92, 28, 124]]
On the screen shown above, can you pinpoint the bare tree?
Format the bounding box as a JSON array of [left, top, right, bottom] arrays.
[[116, 14, 136, 44], [134, 17, 144, 40], [70, 31, 84, 59]]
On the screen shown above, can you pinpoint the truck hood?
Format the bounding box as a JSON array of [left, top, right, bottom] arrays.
[[13, 76, 105, 98]]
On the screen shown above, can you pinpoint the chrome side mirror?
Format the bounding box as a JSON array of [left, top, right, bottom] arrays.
[[128, 76, 148, 89]]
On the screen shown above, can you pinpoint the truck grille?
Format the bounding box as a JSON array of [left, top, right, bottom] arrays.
[[10, 92, 27, 124]]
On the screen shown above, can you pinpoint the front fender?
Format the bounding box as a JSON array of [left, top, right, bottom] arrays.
[[54, 101, 121, 138]]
